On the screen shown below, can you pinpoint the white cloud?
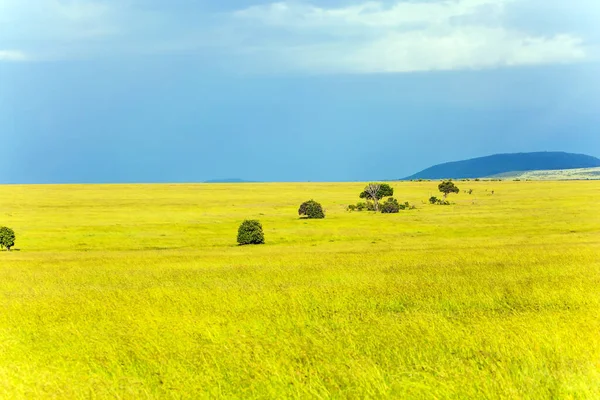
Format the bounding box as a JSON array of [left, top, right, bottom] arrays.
[[0, 50, 28, 62], [234, 0, 510, 29], [0, 0, 220, 61], [231, 0, 589, 73], [0, 0, 593, 73], [0, 0, 134, 61]]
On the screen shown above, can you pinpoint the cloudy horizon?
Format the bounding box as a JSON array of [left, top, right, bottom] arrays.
[[1, 1, 599, 183]]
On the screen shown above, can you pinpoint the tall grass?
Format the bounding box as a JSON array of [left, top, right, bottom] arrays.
[[1, 181, 599, 398]]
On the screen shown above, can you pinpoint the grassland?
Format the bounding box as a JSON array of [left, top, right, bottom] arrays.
[[1, 181, 599, 399]]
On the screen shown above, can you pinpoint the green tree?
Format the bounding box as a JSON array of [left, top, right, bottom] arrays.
[[0, 227, 15, 251], [438, 181, 459, 198], [359, 183, 394, 212], [298, 200, 325, 219], [237, 220, 265, 245]]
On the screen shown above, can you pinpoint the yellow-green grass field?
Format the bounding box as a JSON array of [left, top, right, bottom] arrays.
[[1, 181, 599, 399]]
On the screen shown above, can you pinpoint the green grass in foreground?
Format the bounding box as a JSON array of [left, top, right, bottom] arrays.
[[1, 181, 599, 398]]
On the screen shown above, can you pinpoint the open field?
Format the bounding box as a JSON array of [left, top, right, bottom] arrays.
[[1, 181, 600, 399]]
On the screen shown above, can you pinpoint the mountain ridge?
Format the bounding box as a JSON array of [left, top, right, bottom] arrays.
[[403, 152, 600, 180]]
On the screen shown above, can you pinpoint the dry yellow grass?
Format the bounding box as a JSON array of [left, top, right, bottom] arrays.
[[1, 181, 599, 398]]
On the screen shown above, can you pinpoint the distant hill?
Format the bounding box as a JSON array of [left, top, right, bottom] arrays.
[[203, 178, 253, 183], [403, 152, 600, 180], [489, 167, 600, 180]]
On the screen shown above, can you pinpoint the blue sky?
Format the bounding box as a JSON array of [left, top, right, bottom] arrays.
[[1, 0, 599, 183]]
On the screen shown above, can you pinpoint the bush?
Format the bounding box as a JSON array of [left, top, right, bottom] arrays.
[[237, 220, 265, 245], [380, 198, 400, 213], [298, 200, 325, 219], [352, 201, 377, 211], [429, 196, 450, 205], [0, 227, 15, 251], [347, 204, 357, 211]]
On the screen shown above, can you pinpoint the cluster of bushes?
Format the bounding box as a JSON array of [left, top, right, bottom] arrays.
[[429, 196, 450, 205], [347, 201, 376, 212], [237, 179, 473, 245], [0, 227, 15, 251], [347, 183, 415, 214], [349, 199, 415, 213], [381, 198, 416, 213]]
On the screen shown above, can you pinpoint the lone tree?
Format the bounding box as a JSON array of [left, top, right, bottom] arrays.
[[438, 181, 459, 199], [360, 183, 394, 212], [0, 227, 15, 251], [298, 200, 325, 219], [237, 220, 265, 245]]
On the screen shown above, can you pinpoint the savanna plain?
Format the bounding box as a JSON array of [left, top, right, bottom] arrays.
[[1, 181, 599, 399]]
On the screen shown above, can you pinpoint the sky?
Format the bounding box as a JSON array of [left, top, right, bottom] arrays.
[[1, 0, 599, 183]]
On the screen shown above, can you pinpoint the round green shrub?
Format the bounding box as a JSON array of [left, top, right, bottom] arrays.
[[237, 220, 265, 245], [380, 198, 400, 214], [0, 227, 15, 251], [298, 200, 325, 219]]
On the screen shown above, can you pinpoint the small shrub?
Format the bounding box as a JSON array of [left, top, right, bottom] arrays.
[[356, 202, 367, 211], [298, 200, 325, 219], [366, 201, 377, 211], [237, 220, 265, 245], [380, 198, 400, 213], [347, 204, 357, 211], [0, 227, 15, 251], [429, 196, 450, 205]]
